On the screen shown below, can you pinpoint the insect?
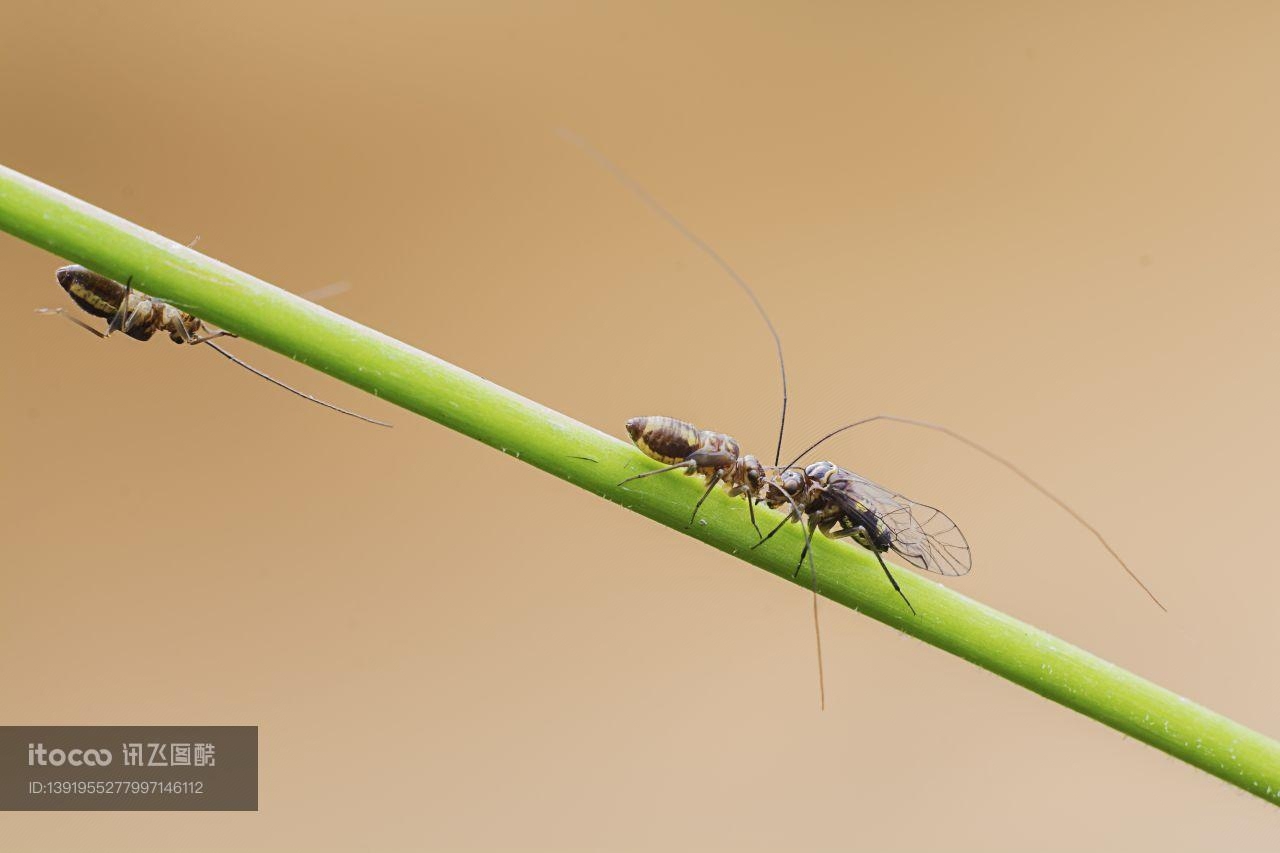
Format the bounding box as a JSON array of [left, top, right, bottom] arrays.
[[566, 133, 1165, 705], [620, 416, 967, 617], [756, 459, 972, 616], [620, 416, 768, 535], [37, 264, 390, 427]]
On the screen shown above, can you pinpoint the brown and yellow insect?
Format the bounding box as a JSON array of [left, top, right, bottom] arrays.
[[39, 265, 389, 427], [621, 415, 768, 534]]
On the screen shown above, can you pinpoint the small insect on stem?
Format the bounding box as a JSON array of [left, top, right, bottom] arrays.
[[620, 416, 767, 536], [37, 265, 391, 427], [567, 132, 1166, 708]]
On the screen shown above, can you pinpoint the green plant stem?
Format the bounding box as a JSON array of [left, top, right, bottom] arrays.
[[2, 163, 1277, 805]]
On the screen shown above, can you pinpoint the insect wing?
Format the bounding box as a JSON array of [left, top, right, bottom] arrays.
[[829, 469, 972, 577]]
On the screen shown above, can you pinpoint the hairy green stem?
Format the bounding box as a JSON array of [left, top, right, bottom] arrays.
[[2, 164, 1277, 804]]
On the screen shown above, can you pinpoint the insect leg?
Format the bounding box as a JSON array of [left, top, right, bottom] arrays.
[[122, 304, 148, 334], [752, 514, 791, 549], [687, 471, 722, 528], [188, 329, 234, 345], [728, 484, 765, 538], [105, 276, 135, 336], [745, 495, 763, 539], [751, 483, 799, 549], [831, 519, 917, 615], [618, 460, 696, 486], [873, 550, 917, 616], [792, 518, 817, 579], [35, 307, 107, 339], [828, 526, 862, 543]]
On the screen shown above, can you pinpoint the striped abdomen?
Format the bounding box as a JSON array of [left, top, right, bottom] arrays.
[[56, 265, 126, 320], [626, 416, 703, 465]]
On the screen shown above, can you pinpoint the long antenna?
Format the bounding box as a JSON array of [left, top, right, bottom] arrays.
[[563, 131, 825, 705], [558, 129, 789, 467], [786, 414, 1166, 611], [203, 341, 392, 427]]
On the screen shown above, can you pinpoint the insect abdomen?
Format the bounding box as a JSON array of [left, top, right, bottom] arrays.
[[56, 265, 125, 320], [626, 416, 702, 464]]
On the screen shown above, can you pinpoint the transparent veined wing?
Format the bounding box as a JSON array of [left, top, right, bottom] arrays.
[[826, 468, 972, 577]]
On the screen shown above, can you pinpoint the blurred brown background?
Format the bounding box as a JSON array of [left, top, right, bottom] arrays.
[[2, 2, 1277, 850]]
